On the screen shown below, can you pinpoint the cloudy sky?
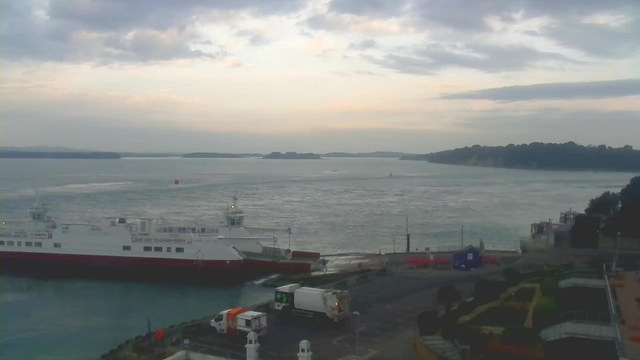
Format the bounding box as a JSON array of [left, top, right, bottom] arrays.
[[1, 0, 639, 153]]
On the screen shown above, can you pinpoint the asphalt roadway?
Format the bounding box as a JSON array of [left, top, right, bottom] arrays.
[[193, 255, 535, 360]]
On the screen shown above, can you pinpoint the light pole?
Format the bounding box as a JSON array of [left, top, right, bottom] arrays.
[[392, 235, 396, 253], [353, 311, 361, 357], [183, 338, 190, 360]]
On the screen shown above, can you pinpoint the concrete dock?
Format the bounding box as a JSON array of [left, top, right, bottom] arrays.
[[103, 249, 617, 360]]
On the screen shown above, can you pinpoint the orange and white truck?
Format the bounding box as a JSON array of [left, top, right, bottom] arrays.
[[210, 308, 268, 337]]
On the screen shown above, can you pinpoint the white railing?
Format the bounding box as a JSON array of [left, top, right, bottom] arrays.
[[541, 312, 616, 342], [426, 243, 521, 253]]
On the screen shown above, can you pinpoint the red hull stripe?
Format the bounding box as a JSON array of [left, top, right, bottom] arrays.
[[0, 251, 244, 269], [245, 259, 312, 273]]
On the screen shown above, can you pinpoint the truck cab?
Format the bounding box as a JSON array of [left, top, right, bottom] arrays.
[[275, 283, 300, 310], [211, 308, 267, 336]]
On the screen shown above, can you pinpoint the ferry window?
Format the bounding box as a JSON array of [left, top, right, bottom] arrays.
[[54, 243, 62, 248], [201, 228, 206, 233], [176, 247, 184, 253], [17, 241, 22, 246], [35, 242, 42, 247], [191, 227, 196, 233], [0, 241, 4, 245], [7, 241, 14, 246], [143, 246, 152, 252], [123, 246, 131, 251], [118, 218, 126, 224], [26, 242, 33, 247], [166, 247, 172, 252], [154, 247, 162, 252]]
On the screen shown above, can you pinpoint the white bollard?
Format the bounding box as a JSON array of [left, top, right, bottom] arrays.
[[298, 340, 312, 360], [246, 332, 260, 360]]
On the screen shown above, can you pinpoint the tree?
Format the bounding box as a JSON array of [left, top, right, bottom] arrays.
[[597, 176, 640, 237], [437, 285, 461, 313], [416, 311, 441, 335], [585, 191, 620, 218], [503, 267, 520, 286]]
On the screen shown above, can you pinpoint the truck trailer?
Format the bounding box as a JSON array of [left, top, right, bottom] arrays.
[[274, 284, 350, 322]]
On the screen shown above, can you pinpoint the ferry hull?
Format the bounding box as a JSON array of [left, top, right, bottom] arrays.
[[0, 251, 249, 284], [245, 258, 313, 274]]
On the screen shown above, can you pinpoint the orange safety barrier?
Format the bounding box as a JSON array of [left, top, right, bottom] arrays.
[[407, 258, 431, 268], [432, 257, 451, 266]]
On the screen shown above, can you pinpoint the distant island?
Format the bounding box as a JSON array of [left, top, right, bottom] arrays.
[[323, 151, 411, 158], [183, 152, 247, 159], [401, 142, 640, 171], [120, 152, 182, 158], [263, 152, 321, 160], [0, 151, 121, 159]]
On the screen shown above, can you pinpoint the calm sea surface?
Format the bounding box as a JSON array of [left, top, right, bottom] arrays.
[[0, 158, 636, 360]]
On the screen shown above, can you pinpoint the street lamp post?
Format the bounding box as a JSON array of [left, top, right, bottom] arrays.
[[353, 311, 361, 357], [392, 235, 396, 253]]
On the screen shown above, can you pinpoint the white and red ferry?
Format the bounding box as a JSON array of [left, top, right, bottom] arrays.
[[0, 195, 323, 282]]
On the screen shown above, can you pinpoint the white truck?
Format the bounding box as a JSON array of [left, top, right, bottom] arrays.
[[210, 308, 268, 337], [274, 284, 351, 322]]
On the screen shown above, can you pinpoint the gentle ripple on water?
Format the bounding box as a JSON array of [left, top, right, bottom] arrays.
[[0, 158, 636, 360]]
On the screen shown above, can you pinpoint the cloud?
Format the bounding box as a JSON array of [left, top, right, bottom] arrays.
[[303, 13, 413, 35], [325, 0, 640, 58], [441, 79, 640, 102], [363, 43, 578, 75], [221, 57, 242, 68], [542, 18, 640, 58], [303, 37, 338, 56], [329, 0, 408, 18], [348, 39, 377, 50], [0, 0, 303, 63], [236, 29, 272, 46]]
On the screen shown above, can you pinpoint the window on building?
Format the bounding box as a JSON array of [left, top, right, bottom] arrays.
[[54, 243, 62, 248], [166, 247, 172, 252], [25, 242, 33, 247], [123, 246, 131, 251], [0, 241, 4, 245], [154, 247, 162, 252], [176, 247, 184, 253], [7, 241, 14, 246], [143, 246, 152, 252], [35, 242, 42, 247], [17, 241, 22, 246]]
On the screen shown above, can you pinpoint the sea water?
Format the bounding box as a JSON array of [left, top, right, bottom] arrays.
[[0, 157, 634, 359]]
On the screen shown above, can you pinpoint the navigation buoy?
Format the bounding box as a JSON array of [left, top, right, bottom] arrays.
[[174, 180, 179, 185], [389, 172, 393, 177]]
